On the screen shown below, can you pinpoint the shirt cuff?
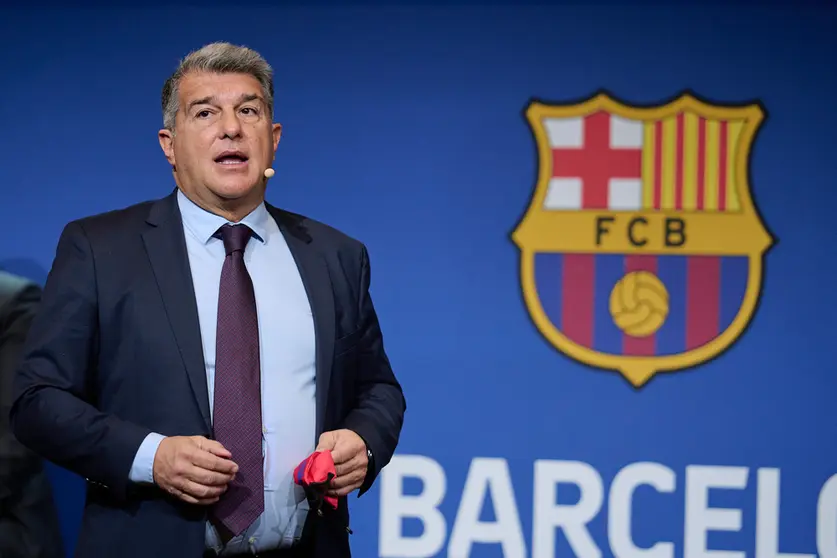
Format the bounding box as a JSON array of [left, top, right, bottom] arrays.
[[128, 432, 166, 484]]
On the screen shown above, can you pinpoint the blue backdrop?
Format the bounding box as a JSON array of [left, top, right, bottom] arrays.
[[2, 3, 836, 557]]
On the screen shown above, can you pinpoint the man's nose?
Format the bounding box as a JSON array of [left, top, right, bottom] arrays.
[[219, 110, 243, 138]]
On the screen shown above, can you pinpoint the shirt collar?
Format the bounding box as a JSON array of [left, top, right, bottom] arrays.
[[176, 188, 269, 245]]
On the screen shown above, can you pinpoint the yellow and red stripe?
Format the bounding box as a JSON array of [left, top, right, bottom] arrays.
[[642, 113, 743, 212]]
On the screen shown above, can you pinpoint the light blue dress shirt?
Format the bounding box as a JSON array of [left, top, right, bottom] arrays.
[[129, 188, 317, 555]]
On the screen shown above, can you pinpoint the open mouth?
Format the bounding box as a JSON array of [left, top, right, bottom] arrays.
[[214, 150, 249, 166]]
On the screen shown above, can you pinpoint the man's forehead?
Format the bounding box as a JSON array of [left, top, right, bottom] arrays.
[[179, 71, 264, 104]]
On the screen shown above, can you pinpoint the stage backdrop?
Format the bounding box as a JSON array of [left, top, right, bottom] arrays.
[[2, 3, 836, 557]]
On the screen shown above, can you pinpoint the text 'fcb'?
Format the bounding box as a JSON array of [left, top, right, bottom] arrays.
[[595, 215, 686, 249]]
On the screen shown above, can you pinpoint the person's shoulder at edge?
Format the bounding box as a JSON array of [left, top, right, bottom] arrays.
[[0, 269, 37, 296]]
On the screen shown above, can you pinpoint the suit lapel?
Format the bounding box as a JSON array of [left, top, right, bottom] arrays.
[[141, 192, 212, 432], [267, 205, 335, 439]]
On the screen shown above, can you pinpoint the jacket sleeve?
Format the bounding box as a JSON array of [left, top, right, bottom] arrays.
[[339, 245, 406, 496], [10, 221, 151, 501]]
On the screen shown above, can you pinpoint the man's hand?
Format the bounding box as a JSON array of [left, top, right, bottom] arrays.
[[316, 429, 368, 498], [152, 435, 238, 505]]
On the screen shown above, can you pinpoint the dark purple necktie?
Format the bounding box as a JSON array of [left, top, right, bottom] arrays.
[[210, 223, 264, 539]]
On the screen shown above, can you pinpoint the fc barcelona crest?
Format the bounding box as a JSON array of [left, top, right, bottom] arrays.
[[511, 91, 774, 387]]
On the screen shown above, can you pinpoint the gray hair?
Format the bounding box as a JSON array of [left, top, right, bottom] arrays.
[[161, 42, 274, 131]]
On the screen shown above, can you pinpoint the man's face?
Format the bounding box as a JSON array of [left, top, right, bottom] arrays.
[[159, 71, 281, 210]]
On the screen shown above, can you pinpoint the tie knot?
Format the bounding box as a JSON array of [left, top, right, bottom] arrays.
[[218, 224, 253, 256]]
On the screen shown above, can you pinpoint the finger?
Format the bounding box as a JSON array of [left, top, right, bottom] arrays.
[[329, 445, 350, 465], [169, 486, 198, 504], [170, 472, 227, 497], [165, 484, 210, 505], [329, 443, 352, 465], [176, 487, 221, 506], [330, 470, 365, 491], [334, 454, 364, 477], [190, 450, 239, 475], [331, 443, 364, 466], [201, 440, 233, 460], [316, 431, 336, 452], [186, 464, 235, 487], [177, 478, 227, 500], [189, 436, 232, 460], [178, 492, 220, 505]]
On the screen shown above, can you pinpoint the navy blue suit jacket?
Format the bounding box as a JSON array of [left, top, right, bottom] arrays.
[[10, 190, 405, 557]]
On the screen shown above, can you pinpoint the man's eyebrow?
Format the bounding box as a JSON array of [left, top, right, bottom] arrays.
[[237, 93, 262, 105], [188, 96, 215, 111], [188, 93, 263, 112]]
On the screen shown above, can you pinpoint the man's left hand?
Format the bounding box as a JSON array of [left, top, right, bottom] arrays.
[[316, 429, 368, 498]]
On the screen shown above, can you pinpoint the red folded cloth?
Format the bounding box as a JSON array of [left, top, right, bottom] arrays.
[[293, 450, 338, 510]]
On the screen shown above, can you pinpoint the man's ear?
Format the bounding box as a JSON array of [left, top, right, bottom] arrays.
[[272, 123, 282, 152], [158, 128, 176, 169]]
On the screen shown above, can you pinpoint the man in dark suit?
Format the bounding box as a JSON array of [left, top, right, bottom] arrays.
[[10, 42, 405, 558], [0, 271, 64, 558]]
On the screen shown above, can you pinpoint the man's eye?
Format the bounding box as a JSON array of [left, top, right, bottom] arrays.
[[241, 107, 258, 115], [196, 110, 211, 118]]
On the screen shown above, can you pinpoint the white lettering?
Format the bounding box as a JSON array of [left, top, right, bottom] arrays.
[[684, 465, 748, 558], [756, 468, 813, 558], [817, 473, 837, 558], [609, 462, 676, 558], [533, 459, 604, 558], [448, 458, 526, 558], [377, 455, 837, 558], [379, 455, 447, 558]]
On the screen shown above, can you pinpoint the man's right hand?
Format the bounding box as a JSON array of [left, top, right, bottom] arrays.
[[152, 436, 238, 505]]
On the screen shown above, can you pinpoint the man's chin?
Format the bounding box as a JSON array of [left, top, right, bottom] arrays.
[[209, 180, 262, 201]]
